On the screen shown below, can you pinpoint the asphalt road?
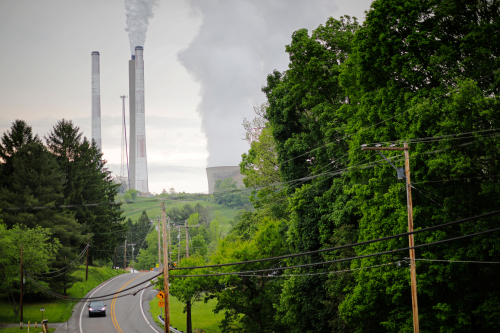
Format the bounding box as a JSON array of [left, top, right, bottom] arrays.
[[64, 272, 161, 333]]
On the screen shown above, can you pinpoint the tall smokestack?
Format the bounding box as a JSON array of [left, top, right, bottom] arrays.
[[91, 51, 101, 152], [128, 54, 136, 189], [134, 46, 149, 193]]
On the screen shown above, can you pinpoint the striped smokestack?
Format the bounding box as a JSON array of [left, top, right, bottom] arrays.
[[134, 46, 149, 193], [91, 51, 102, 152]]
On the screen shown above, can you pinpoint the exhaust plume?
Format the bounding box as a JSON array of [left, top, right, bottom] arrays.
[[124, 0, 160, 55]]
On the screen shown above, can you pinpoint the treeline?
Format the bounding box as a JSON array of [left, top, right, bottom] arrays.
[[165, 1, 500, 333], [0, 119, 126, 312]]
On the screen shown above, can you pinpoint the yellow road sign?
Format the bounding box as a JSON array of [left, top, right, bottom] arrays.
[[158, 301, 165, 307], [155, 263, 159, 268], [156, 291, 165, 300]]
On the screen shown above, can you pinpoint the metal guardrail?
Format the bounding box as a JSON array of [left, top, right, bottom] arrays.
[[158, 315, 183, 333]]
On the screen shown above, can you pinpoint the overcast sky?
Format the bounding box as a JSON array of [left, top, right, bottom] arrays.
[[0, 0, 372, 194]]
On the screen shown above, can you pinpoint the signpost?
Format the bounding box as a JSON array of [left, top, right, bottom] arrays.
[[156, 291, 165, 300], [158, 301, 165, 308], [40, 308, 45, 321]]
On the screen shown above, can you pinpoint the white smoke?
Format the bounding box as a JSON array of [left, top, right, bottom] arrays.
[[179, 0, 343, 167], [124, 0, 160, 55]]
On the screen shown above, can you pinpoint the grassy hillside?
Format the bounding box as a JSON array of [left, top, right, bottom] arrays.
[[0, 266, 125, 324], [117, 197, 241, 233]]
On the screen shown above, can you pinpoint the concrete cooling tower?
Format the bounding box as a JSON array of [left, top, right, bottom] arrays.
[[206, 166, 245, 194]]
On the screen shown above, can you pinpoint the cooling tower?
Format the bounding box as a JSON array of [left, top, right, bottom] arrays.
[[128, 47, 149, 193], [206, 166, 245, 194], [91, 51, 101, 152]]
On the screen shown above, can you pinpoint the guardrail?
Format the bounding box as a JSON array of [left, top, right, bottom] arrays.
[[158, 315, 183, 333]]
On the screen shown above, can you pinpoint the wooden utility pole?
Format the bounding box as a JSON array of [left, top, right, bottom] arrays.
[[362, 143, 420, 333], [168, 217, 171, 262], [124, 239, 127, 270], [404, 142, 419, 332], [85, 235, 90, 281], [177, 226, 181, 264], [157, 216, 162, 268], [128, 243, 136, 272], [161, 202, 170, 333], [184, 221, 201, 259], [20, 242, 23, 329]]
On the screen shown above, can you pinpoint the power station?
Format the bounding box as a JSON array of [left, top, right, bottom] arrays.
[[92, 47, 149, 194]]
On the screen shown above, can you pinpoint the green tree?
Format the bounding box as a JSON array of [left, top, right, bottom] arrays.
[[214, 178, 250, 209], [0, 141, 85, 294], [209, 215, 288, 333], [45, 119, 127, 263], [0, 222, 61, 317], [262, 15, 360, 332]]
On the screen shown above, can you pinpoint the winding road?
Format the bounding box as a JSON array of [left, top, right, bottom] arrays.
[[64, 271, 162, 333]]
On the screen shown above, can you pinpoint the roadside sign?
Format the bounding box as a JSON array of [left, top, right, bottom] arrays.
[[158, 301, 165, 307], [155, 263, 159, 268], [156, 291, 165, 300], [150, 268, 153, 271], [40, 308, 45, 312]]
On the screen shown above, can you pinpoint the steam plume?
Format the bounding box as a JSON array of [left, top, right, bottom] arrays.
[[124, 0, 160, 54]]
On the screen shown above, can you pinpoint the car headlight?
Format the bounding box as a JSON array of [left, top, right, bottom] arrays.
[[102, 308, 106, 310], [89, 308, 93, 311]]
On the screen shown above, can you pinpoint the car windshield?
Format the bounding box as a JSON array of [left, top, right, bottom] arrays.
[[90, 301, 104, 307]]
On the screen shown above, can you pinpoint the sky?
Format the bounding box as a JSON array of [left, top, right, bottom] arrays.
[[0, 0, 373, 194]]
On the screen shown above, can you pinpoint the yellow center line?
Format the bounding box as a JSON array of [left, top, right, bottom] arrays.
[[111, 273, 147, 333]]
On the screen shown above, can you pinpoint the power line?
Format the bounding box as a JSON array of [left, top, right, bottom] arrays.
[[171, 210, 500, 271], [169, 226, 500, 278]]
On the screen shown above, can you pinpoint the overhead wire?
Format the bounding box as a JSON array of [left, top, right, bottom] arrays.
[[170, 210, 500, 271], [169, 225, 500, 278]]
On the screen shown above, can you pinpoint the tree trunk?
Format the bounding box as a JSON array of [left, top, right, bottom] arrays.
[[186, 300, 192, 333]]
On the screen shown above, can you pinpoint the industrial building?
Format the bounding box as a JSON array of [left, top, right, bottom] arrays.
[[206, 166, 245, 194]]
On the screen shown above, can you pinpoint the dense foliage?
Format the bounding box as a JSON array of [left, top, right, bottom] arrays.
[[0, 119, 127, 312], [173, 2, 500, 333]]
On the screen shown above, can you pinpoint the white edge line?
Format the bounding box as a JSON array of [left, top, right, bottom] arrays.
[[140, 275, 161, 333], [79, 274, 125, 333]]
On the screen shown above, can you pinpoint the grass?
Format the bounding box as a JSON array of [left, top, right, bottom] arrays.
[[118, 197, 240, 233], [0, 327, 56, 332], [0, 266, 125, 324], [149, 294, 224, 333]]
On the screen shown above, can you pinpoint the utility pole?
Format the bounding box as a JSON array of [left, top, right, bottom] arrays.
[[184, 221, 201, 259], [361, 143, 419, 333], [20, 242, 23, 329], [128, 243, 136, 272], [177, 226, 181, 264], [157, 216, 162, 268], [114, 247, 117, 269], [85, 235, 90, 281], [161, 202, 170, 333], [124, 239, 127, 270], [168, 217, 171, 262]]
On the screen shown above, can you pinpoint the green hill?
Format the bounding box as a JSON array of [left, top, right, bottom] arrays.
[[117, 197, 241, 233]]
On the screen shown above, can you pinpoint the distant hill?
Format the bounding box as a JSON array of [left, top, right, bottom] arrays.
[[116, 196, 241, 233]]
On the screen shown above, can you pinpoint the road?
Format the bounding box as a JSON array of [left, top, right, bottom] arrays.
[[64, 271, 161, 333]]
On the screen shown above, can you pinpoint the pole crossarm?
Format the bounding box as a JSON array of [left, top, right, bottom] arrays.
[[361, 147, 409, 150]]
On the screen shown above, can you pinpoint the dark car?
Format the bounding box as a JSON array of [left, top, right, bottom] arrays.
[[88, 301, 106, 317]]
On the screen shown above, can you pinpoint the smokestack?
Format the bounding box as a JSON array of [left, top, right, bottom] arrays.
[[91, 51, 101, 152], [134, 46, 149, 193], [128, 54, 136, 189]]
